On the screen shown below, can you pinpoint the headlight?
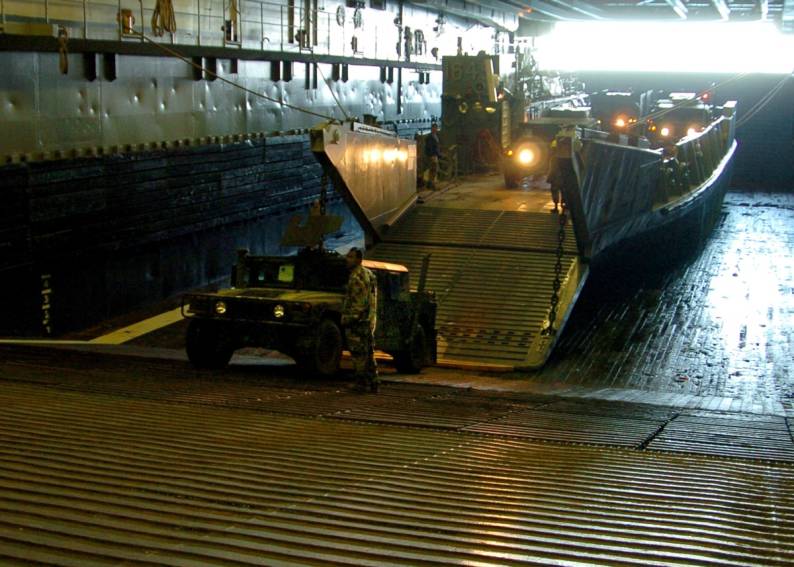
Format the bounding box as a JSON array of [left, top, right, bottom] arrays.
[[273, 304, 286, 319], [660, 126, 671, 137], [614, 117, 626, 128], [687, 125, 701, 137], [518, 148, 535, 165], [214, 301, 227, 315]]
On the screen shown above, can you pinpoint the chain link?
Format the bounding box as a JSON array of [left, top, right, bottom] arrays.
[[543, 205, 567, 336], [320, 173, 328, 216]]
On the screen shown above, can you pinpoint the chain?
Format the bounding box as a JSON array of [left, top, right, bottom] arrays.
[[543, 205, 567, 336], [320, 173, 328, 215]]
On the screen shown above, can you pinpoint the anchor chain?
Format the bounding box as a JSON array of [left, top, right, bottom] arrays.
[[543, 204, 567, 336]]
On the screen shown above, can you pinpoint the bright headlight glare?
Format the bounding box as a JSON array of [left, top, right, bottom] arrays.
[[518, 148, 534, 165], [214, 301, 227, 315], [687, 125, 699, 136], [660, 126, 671, 137], [273, 304, 286, 319], [614, 117, 626, 128]]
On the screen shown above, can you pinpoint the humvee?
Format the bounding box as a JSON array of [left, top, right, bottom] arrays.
[[181, 247, 437, 376]]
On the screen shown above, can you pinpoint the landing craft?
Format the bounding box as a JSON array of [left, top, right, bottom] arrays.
[[312, 54, 737, 371]]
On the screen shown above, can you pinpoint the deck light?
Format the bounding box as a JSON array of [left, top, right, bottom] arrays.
[[214, 301, 227, 315], [273, 304, 286, 319]]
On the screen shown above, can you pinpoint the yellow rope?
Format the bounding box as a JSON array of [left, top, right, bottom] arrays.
[[151, 0, 177, 37], [57, 25, 69, 74], [229, 0, 239, 26]]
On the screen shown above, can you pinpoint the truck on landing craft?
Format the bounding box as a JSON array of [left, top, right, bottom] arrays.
[[181, 247, 437, 376]]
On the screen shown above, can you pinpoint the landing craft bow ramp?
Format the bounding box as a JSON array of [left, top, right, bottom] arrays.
[[313, 121, 587, 370]]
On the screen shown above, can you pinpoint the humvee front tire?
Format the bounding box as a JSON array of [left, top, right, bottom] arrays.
[[296, 318, 343, 377], [186, 320, 234, 369], [394, 324, 428, 374]]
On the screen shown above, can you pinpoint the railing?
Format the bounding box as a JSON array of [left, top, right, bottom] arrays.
[[656, 112, 734, 205], [0, 0, 436, 64]]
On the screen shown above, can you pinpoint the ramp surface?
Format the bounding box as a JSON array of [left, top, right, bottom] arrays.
[[369, 205, 586, 369], [1, 378, 793, 567]]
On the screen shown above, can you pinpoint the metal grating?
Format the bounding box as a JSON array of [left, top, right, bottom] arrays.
[[647, 414, 794, 461], [370, 206, 585, 368], [463, 409, 667, 447], [382, 206, 579, 254], [1, 382, 793, 566], [370, 242, 579, 366]]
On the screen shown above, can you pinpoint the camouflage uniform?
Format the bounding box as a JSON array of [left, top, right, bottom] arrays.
[[342, 264, 378, 385]]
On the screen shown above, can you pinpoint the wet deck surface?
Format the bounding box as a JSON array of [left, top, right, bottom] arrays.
[[0, 190, 792, 564], [0, 348, 793, 565], [540, 191, 794, 412]]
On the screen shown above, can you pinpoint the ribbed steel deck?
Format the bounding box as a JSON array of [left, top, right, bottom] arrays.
[[369, 206, 585, 368], [1, 379, 793, 566]]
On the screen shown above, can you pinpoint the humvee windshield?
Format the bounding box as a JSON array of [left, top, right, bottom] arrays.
[[241, 250, 349, 291]]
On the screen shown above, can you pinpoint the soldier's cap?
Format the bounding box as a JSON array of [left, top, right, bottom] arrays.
[[347, 247, 363, 260]]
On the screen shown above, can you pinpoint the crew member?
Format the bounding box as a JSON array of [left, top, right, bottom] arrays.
[[424, 122, 442, 189], [342, 247, 379, 392]]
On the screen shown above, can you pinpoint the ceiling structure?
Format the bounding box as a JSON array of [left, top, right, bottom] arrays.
[[427, 0, 794, 30], [520, 0, 787, 21]]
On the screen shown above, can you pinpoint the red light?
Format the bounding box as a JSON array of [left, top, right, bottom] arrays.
[[702, 92, 711, 101]]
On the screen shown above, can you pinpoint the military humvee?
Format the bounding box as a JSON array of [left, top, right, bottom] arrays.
[[181, 247, 437, 376]]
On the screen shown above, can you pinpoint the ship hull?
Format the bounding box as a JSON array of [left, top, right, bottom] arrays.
[[589, 140, 737, 274]]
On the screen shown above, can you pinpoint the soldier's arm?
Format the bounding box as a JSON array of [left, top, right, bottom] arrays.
[[342, 276, 368, 325]]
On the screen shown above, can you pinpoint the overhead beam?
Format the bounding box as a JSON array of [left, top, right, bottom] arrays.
[[712, 0, 731, 20], [663, 0, 688, 19], [547, 0, 607, 19], [526, 1, 575, 20]]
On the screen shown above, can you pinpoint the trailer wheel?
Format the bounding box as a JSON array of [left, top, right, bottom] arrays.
[[185, 320, 234, 369], [394, 324, 427, 374], [296, 319, 343, 377]]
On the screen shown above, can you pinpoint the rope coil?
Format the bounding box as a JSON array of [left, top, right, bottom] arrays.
[[151, 0, 177, 37]]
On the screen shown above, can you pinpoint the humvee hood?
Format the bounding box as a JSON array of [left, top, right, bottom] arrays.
[[212, 288, 343, 304]]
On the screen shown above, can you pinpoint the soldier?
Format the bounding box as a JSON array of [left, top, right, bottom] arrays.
[[424, 123, 442, 189], [342, 247, 379, 393]]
